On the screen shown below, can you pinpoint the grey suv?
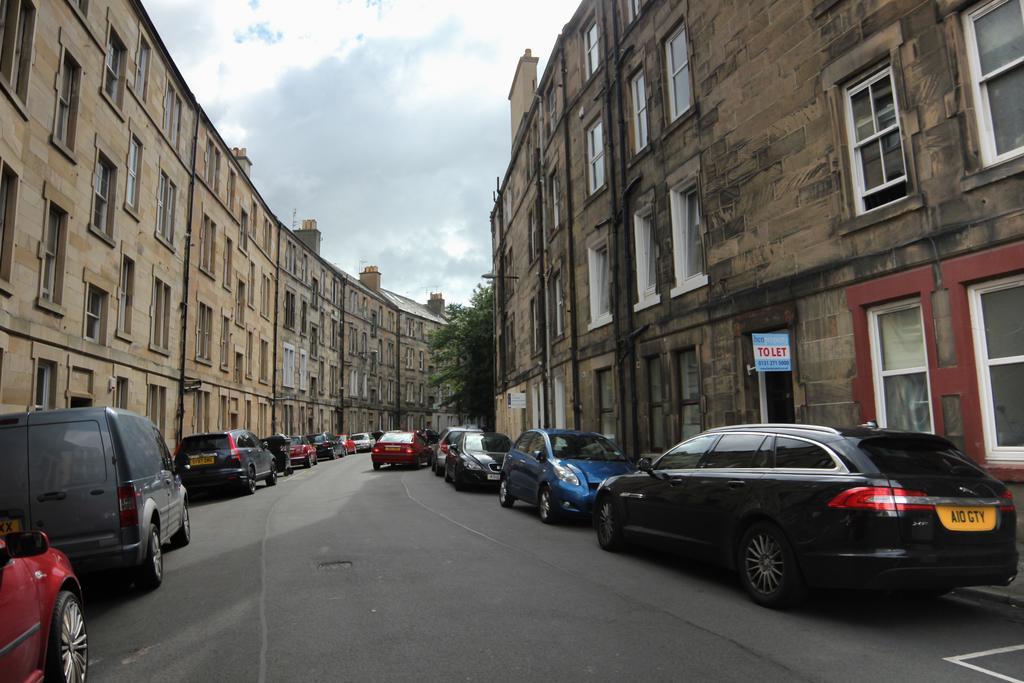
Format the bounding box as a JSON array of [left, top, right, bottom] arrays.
[[0, 407, 190, 590]]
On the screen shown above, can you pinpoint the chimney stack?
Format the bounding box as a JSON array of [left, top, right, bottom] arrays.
[[508, 49, 539, 145], [232, 147, 253, 177], [295, 218, 321, 255], [427, 292, 446, 317], [360, 265, 381, 291]]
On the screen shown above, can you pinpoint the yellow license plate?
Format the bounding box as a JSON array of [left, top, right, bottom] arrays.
[[0, 518, 23, 534], [936, 506, 996, 532], [385, 446, 399, 452], [190, 455, 216, 466]]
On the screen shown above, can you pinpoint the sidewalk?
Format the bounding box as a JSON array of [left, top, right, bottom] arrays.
[[955, 542, 1024, 607]]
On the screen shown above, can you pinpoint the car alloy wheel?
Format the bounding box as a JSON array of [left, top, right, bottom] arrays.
[[136, 524, 163, 590], [267, 466, 278, 486], [596, 498, 623, 551], [499, 478, 515, 508], [244, 468, 257, 495], [538, 487, 557, 524], [46, 590, 88, 683], [745, 533, 783, 595], [171, 502, 191, 548], [738, 522, 806, 608]]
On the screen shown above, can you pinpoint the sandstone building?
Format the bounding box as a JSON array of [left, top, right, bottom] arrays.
[[492, 0, 1024, 486]]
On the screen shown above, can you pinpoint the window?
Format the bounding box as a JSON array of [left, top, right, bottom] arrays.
[[214, 150, 221, 193], [146, 384, 166, 434], [774, 437, 836, 469], [530, 297, 542, 353], [868, 301, 933, 433], [151, 277, 171, 352], [40, 204, 67, 304], [134, 37, 150, 97], [845, 68, 908, 213], [970, 276, 1024, 461], [54, 51, 80, 149], [228, 171, 236, 211], [115, 377, 129, 410], [117, 256, 134, 335], [246, 331, 253, 378], [234, 352, 243, 383], [235, 280, 245, 324], [597, 369, 616, 439], [0, 0, 35, 101], [701, 434, 769, 469], [633, 212, 657, 308], [34, 359, 56, 410], [587, 120, 605, 193], [647, 356, 666, 451], [550, 270, 564, 336], [627, 0, 641, 22], [631, 71, 648, 151], [196, 303, 212, 361], [248, 262, 255, 307], [203, 140, 213, 184], [550, 172, 561, 229], [284, 291, 296, 329], [194, 391, 210, 432], [301, 300, 308, 335], [678, 349, 701, 439], [547, 86, 557, 133], [300, 350, 308, 391], [419, 351, 425, 371], [103, 30, 126, 105], [84, 285, 107, 343], [656, 434, 716, 470], [666, 25, 692, 121], [126, 136, 142, 210], [260, 339, 269, 382], [199, 216, 216, 273], [162, 85, 182, 146], [240, 209, 249, 252], [223, 237, 233, 287], [92, 153, 116, 238], [310, 324, 319, 358], [963, 0, 1024, 165], [587, 244, 611, 329], [584, 22, 600, 78], [156, 172, 175, 243], [219, 315, 229, 367], [0, 164, 14, 280], [670, 186, 706, 294]]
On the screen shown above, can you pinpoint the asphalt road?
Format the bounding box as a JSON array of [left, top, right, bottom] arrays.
[[83, 453, 1024, 682]]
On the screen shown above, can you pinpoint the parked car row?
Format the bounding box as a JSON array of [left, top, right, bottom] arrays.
[[417, 421, 1019, 609]]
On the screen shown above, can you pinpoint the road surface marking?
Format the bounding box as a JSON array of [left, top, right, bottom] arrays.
[[944, 644, 1024, 683]]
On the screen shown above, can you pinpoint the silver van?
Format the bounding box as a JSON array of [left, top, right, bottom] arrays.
[[0, 407, 190, 589]]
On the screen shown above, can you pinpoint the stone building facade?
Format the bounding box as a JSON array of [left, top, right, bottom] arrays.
[[492, 0, 1024, 483], [0, 0, 450, 445]]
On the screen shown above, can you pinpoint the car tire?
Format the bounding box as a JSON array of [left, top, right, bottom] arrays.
[[453, 468, 465, 491], [434, 462, 444, 477], [286, 464, 294, 476], [372, 462, 381, 470], [135, 523, 163, 590], [304, 456, 311, 469], [444, 465, 453, 483], [45, 590, 88, 683], [538, 486, 559, 525], [266, 467, 278, 486], [498, 477, 516, 508], [241, 467, 257, 496], [170, 502, 191, 548], [737, 522, 806, 609], [595, 496, 625, 551]]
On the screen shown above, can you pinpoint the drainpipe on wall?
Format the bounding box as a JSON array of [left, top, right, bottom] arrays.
[[270, 222, 281, 433], [560, 48, 582, 430], [175, 105, 201, 447], [339, 276, 346, 434], [536, 110, 550, 428]]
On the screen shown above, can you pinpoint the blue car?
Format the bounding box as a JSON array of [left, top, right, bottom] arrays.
[[498, 429, 634, 523]]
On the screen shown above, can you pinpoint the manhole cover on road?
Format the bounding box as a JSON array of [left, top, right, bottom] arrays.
[[316, 560, 353, 571]]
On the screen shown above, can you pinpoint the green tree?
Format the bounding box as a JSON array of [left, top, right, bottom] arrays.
[[429, 284, 494, 426]]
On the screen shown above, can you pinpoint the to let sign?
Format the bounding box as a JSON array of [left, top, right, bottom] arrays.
[[752, 333, 791, 372], [507, 392, 527, 409]]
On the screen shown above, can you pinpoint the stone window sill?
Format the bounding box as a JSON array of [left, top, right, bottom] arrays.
[[961, 154, 1024, 193], [670, 275, 709, 299], [587, 314, 612, 332], [148, 343, 171, 358], [98, 87, 126, 123], [155, 231, 176, 254], [633, 293, 661, 313], [838, 194, 924, 236], [124, 202, 141, 223], [0, 76, 28, 121], [35, 297, 65, 317], [88, 224, 117, 248], [50, 136, 78, 165]]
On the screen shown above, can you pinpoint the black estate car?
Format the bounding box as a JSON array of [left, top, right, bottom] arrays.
[[593, 424, 1017, 608], [176, 430, 277, 495]]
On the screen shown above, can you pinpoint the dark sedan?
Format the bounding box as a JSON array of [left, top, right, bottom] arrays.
[[306, 432, 341, 460], [593, 424, 1017, 608], [176, 430, 277, 495], [445, 432, 512, 490]]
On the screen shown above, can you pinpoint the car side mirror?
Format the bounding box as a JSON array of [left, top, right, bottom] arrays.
[[5, 531, 49, 559], [534, 450, 547, 463], [637, 457, 653, 474], [449, 444, 459, 455]]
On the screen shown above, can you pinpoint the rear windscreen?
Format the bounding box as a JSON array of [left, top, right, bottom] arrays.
[[857, 438, 987, 478], [180, 436, 229, 455], [380, 433, 413, 444]]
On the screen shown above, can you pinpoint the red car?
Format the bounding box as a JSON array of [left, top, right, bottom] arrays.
[[336, 434, 357, 455], [1, 531, 88, 682], [371, 432, 431, 470], [288, 436, 318, 469]]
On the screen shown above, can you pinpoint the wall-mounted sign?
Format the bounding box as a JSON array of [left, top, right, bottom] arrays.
[[507, 392, 527, 409], [752, 332, 791, 372]]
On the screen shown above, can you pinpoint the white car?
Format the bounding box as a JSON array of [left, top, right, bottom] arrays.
[[351, 433, 375, 452]]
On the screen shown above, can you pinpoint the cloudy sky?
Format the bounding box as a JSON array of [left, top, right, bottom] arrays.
[[144, 0, 580, 305]]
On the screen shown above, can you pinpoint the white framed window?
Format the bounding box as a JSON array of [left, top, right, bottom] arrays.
[[34, 360, 56, 411], [117, 256, 134, 335], [126, 136, 141, 210], [283, 343, 295, 388], [54, 51, 80, 149], [868, 300, 934, 433], [844, 68, 908, 213], [551, 172, 561, 228], [93, 154, 116, 237], [963, 0, 1024, 166], [669, 185, 707, 296], [551, 270, 564, 337], [103, 30, 126, 105], [628, 0, 642, 22], [1, 0, 35, 102], [631, 71, 648, 152], [134, 37, 150, 97], [115, 377, 129, 410], [156, 172, 176, 243], [633, 212, 658, 310], [196, 303, 212, 361], [969, 275, 1024, 461], [666, 25, 692, 121], [300, 349, 308, 391], [587, 243, 612, 330], [162, 85, 182, 147], [84, 285, 107, 343], [40, 204, 66, 304], [587, 120, 605, 194], [584, 22, 600, 78], [219, 315, 229, 367], [146, 384, 166, 434], [151, 276, 171, 352]]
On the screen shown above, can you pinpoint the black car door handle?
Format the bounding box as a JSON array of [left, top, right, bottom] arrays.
[[37, 491, 67, 502], [669, 478, 685, 487], [727, 480, 747, 489], [90, 489, 105, 496]]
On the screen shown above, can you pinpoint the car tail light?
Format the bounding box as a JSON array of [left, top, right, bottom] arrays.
[[440, 443, 450, 455], [999, 489, 1015, 512], [227, 433, 242, 464], [827, 486, 932, 512], [118, 485, 139, 527], [401, 445, 414, 455]]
